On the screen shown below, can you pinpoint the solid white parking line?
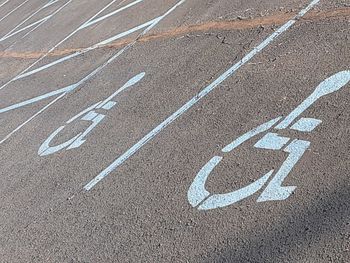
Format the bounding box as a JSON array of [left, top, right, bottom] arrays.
[[79, 0, 144, 30], [0, 15, 53, 42], [83, 0, 321, 191], [0, 0, 10, 9], [0, 93, 65, 144], [2, 0, 72, 50], [0, 0, 136, 91], [15, 18, 158, 80], [1, 0, 62, 41], [0, 0, 29, 24], [0, 0, 186, 144]]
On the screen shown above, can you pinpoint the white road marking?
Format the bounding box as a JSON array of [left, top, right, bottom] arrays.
[[83, 0, 321, 191], [0, 0, 10, 9], [12, 0, 147, 80], [79, 0, 144, 30], [14, 17, 158, 80], [0, 0, 62, 42], [38, 73, 145, 156], [0, 0, 186, 144], [0, 93, 65, 144], [0, 0, 29, 24], [0, 0, 71, 46], [0, 0, 129, 91], [0, 84, 75, 113], [1, 15, 54, 41], [188, 71, 350, 210]]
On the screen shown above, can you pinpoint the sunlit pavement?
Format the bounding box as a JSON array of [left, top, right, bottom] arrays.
[[0, 0, 349, 262]]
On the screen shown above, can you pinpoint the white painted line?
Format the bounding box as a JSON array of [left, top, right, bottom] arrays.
[[3, 0, 72, 50], [0, 0, 125, 91], [20, 15, 54, 40], [37, 73, 144, 156], [13, 0, 147, 80], [0, 0, 29, 24], [0, 0, 10, 9], [187, 71, 350, 210], [96, 18, 156, 46], [0, 84, 75, 114], [79, 0, 144, 30], [43, 0, 62, 9], [0, 0, 186, 144], [15, 18, 158, 80], [80, 0, 122, 28], [0, 15, 52, 42], [83, 0, 321, 191], [0, 93, 65, 144], [0, 0, 62, 41]]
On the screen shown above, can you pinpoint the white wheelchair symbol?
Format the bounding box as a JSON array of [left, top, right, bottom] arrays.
[[188, 70, 350, 210], [38, 73, 145, 156]]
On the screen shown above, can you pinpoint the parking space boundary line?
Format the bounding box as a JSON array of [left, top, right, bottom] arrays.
[[84, 0, 321, 191]]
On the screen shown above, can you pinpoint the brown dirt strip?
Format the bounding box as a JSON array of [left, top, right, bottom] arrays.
[[0, 7, 348, 59]]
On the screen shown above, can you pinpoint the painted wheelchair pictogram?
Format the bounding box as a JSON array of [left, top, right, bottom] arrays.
[[188, 70, 350, 210], [38, 73, 145, 156]]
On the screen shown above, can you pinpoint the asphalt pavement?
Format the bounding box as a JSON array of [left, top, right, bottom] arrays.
[[0, 0, 349, 262]]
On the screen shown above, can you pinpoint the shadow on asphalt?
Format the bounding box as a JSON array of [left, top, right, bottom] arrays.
[[202, 182, 349, 262]]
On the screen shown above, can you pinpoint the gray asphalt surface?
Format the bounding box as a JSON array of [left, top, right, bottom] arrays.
[[0, 0, 349, 262]]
